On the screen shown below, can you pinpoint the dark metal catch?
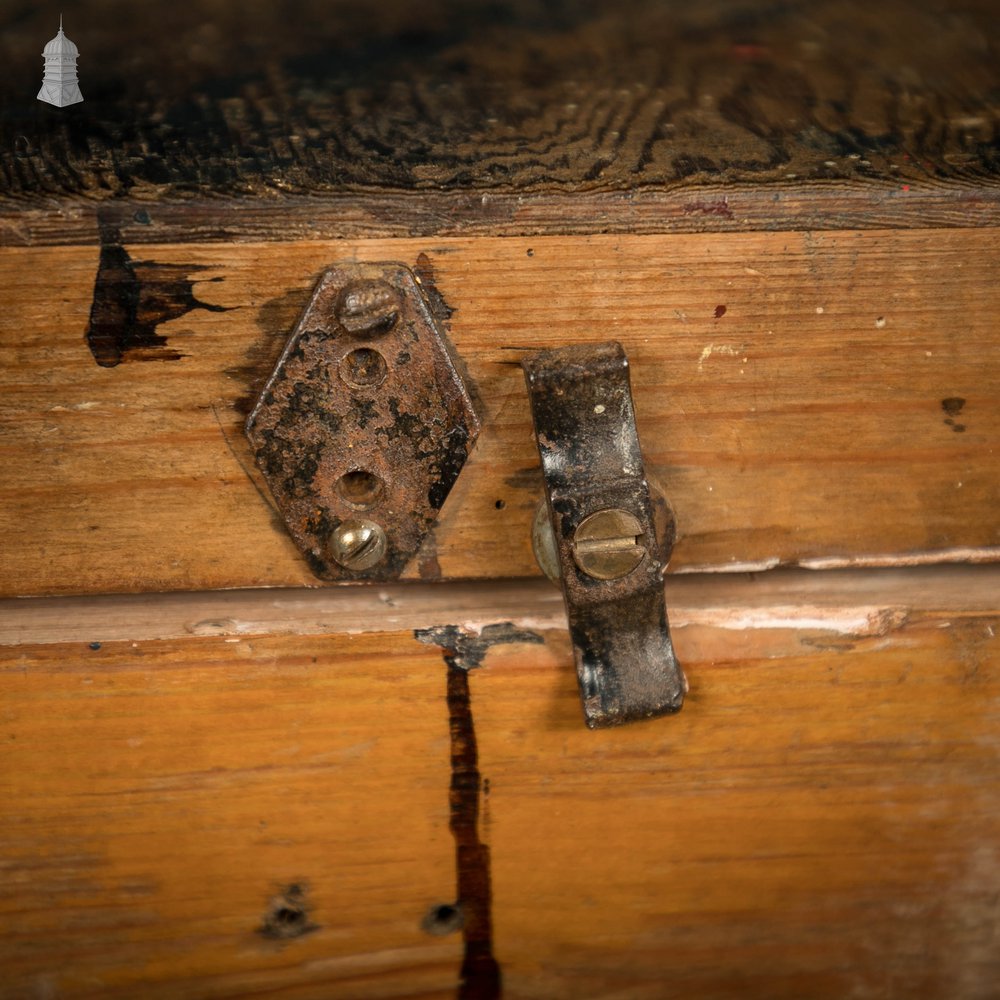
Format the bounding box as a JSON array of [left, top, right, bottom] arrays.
[[522, 341, 686, 727], [246, 262, 479, 581]]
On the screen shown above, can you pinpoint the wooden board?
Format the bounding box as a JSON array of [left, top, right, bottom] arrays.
[[0, 631, 461, 1000], [3, 567, 998, 998], [2, 0, 998, 225], [1, 230, 999, 597]]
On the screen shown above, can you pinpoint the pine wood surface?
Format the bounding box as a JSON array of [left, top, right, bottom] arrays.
[[2, 568, 998, 999], [2, 229, 998, 597], [2, 0, 1000, 244]]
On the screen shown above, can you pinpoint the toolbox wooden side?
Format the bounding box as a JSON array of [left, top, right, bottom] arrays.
[[2, 568, 998, 999], [2, 230, 998, 597]]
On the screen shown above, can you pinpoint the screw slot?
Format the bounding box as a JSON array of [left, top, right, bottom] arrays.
[[330, 519, 388, 571], [336, 469, 384, 509], [339, 347, 388, 389], [572, 508, 646, 580]]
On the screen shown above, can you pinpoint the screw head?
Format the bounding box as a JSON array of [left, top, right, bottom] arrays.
[[335, 280, 400, 337], [330, 519, 387, 570], [572, 508, 646, 580]]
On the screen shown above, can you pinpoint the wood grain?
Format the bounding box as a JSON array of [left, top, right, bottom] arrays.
[[0, 631, 462, 1000], [5, 183, 1000, 250], [1, 230, 998, 597], [0, 0, 998, 231], [473, 612, 1000, 999], [2, 570, 998, 998]]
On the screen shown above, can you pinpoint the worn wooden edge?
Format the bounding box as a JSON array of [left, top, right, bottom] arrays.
[[3, 181, 1000, 247], [3, 565, 998, 648]]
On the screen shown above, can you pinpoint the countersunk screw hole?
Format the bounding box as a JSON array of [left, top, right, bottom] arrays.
[[339, 347, 388, 388], [421, 902, 464, 936], [336, 469, 384, 509]]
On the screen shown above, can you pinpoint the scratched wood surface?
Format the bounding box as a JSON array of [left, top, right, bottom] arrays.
[[1, 0, 999, 243], [1, 229, 998, 598], [2, 567, 998, 999]]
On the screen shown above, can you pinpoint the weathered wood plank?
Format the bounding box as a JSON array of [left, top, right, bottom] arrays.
[[1, 230, 998, 596], [475, 608, 1000, 998], [0, 0, 998, 232], [0, 631, 462, 1000], [5, 183, 1000, 249], [2, 571, 998, 998]]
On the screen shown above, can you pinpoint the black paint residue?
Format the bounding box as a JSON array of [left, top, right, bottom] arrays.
[[258, 883, 318, 941], [415, 623, 543, 1000], [941, 396, 967, 433], [226, 288, 311, 416], [85, 214, 230, 367], [414, 251, 456, 322], [416, 622, 544, 672]]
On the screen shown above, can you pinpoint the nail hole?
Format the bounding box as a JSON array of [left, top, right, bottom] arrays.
[[494, 499, 505, 510], [259, 884, 317, 941], [336, 469, 384, 509], [339, 347, 387, 388], [421, 902, 464, 936]]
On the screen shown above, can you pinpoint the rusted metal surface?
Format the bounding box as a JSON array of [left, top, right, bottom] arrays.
[[522, 341, 686, 727], [246, 262, 479, 581]]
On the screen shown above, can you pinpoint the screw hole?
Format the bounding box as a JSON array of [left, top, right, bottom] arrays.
[[336, 469, 384, 509], [494, 499, 506, 510], [421, 902, 464, 936], [259, 884, 316, 940], [339, 347, 387, 388]]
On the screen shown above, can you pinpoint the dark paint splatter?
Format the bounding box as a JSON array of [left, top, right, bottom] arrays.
[[684, 197, 734, 219], [415, 623, 544, 1000], [414, 251, 456, 322], [941, 397, 967, 433], [714, 304, 727, 318], [85, 213, 231, 367], [416, 622, 544, 672]]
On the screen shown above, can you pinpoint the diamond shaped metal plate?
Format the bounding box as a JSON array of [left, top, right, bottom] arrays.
[[246, 262, 480, 581]]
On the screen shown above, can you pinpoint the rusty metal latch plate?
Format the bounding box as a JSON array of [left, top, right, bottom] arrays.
[[522, 341, 686, 727], [246, 262, 480, 581]]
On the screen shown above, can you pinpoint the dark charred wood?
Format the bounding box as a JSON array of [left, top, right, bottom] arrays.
[[0, 0, 997, 241]]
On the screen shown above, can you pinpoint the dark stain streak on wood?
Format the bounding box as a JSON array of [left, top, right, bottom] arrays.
[[416, 623, 543, 999], [224, 288, 310, 416], [447, 666, 501, 1000], [414, 252, 455, 322], [85, 212, 231, 367]]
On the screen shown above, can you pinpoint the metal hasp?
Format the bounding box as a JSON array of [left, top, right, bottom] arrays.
[[522, 341, 686, 728], [246, 262, 480, 581]]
